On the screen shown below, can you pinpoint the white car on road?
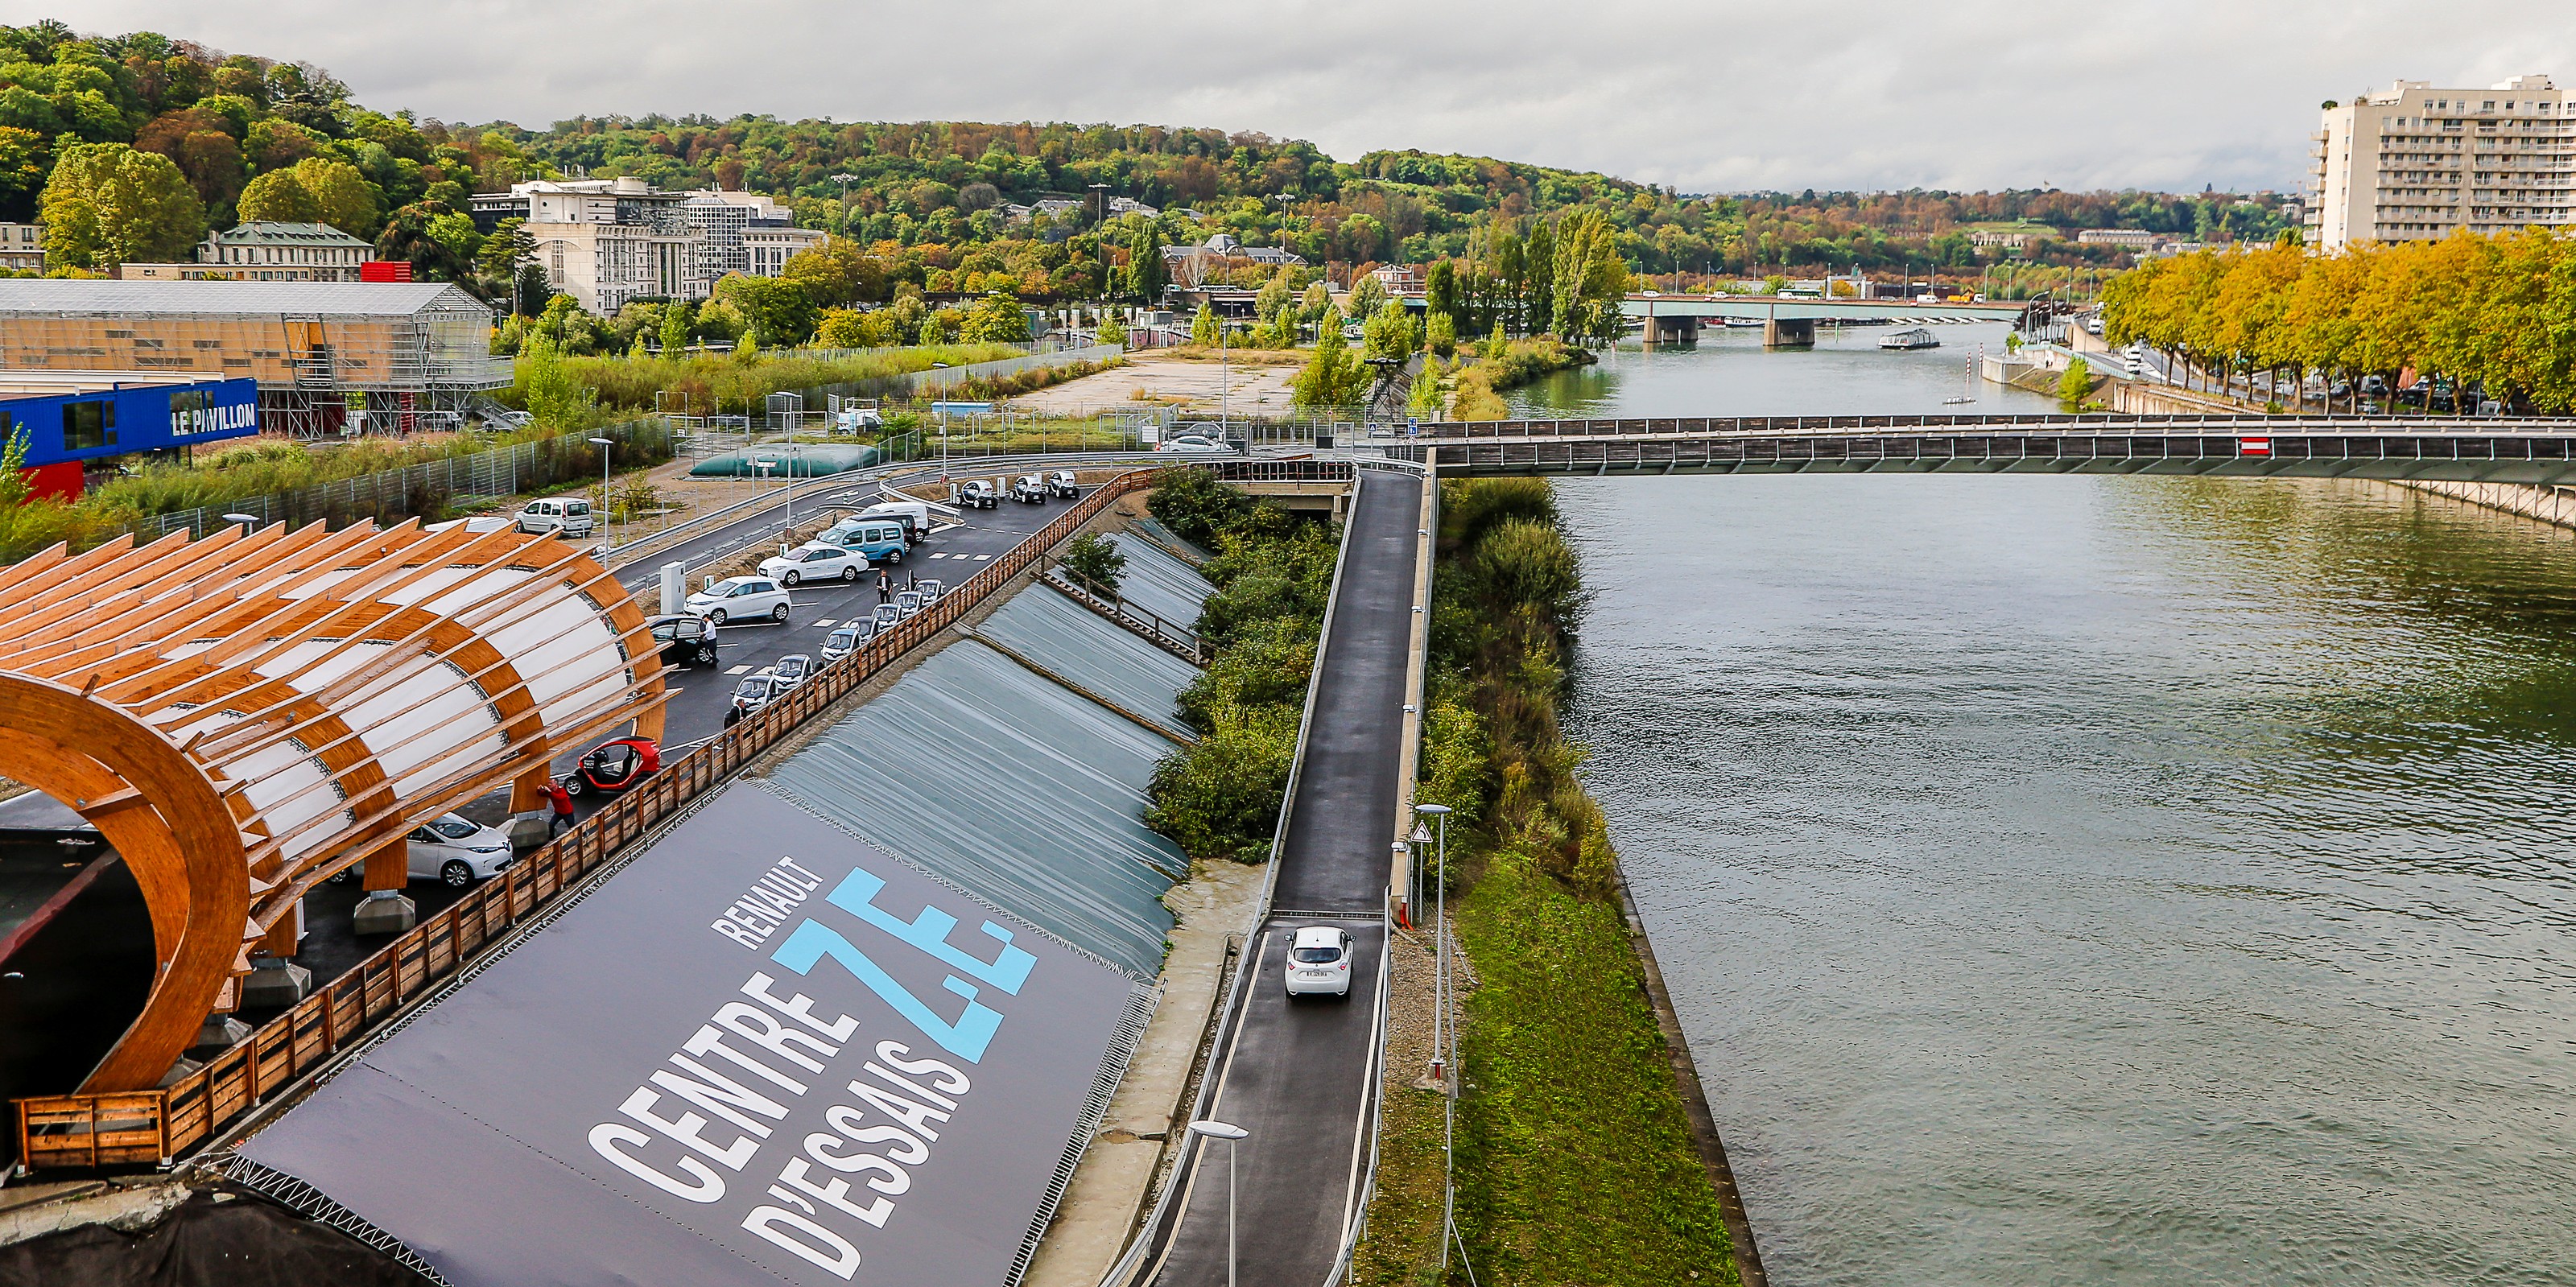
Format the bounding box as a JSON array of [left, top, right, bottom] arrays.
[[759, 542, 867, 586], [686, 576, 791, 626], [408, 813, 514, 889], [1160, 435, 1232, 455], [1284, 926, 1355, 998]]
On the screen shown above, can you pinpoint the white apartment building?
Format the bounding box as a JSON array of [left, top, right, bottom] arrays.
[[470, 179, 826, 311], [0, 221, 42, 273], [2309, 74, 2572, 250]]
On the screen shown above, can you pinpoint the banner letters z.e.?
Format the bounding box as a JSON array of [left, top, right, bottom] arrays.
[[583, 828, 1108, 1285]]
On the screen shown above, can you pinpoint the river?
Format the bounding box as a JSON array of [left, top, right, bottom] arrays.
[[1525, 325, 2576, 1285]]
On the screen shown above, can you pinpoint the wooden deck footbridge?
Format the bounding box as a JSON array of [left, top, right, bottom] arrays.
[[1382, 413, 2576, 484]]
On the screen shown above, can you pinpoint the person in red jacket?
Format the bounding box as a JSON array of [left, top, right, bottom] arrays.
[[545, 781, 576, 837]]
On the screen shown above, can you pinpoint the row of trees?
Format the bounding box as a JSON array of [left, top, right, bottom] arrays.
[[2102, 229, 2576, 414]]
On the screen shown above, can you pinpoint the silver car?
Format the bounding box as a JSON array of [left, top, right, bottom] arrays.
[[408, 812, 514, 889]]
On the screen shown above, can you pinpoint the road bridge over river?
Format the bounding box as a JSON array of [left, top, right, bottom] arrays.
[[1382, 413, 2576, 482], [1621, 292, 2033, 346]]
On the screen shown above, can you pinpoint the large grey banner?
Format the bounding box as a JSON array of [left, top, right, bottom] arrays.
[[237, 783, 1137, 1287]]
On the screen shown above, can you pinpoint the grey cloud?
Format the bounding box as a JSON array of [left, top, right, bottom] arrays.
[[58, 0, 2576, 192]]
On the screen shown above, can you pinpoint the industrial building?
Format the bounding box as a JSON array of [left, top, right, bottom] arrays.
[[0, 279, 502, 437]]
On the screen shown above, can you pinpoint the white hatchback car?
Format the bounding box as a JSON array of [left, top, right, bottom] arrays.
[[409, 812, 514, 889], [686, 576, 791, 626], [759, 542, 867, 587], [1284, 926, 1355, 998]]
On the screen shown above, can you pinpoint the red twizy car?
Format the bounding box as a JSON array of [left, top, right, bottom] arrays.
[[564, 736, 659, 797]]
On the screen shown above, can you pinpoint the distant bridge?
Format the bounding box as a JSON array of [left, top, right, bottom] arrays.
[[1620, 293, 2033, 347], [1379, 413, 2576, 484]]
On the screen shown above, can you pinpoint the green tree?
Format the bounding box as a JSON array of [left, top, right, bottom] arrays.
[[2057, 357, 2092, 410], [717, 274, 820, 345], [234, 167, 320, 224], [1426, 310, 1457, 359], [961, 293, 1031, 343], [39, 142, 205, 268], [1409, 356, 1445, 419], [1347, 270, 1389, 320], [1425, 258, 1459, 328], [1363, 299, 1418, 362], [1126, 223, 1166, 300], [1291, 306, 1364, 409], [782, 235, 887, 307], [287, 156, 379, 237], [1191, 302, 1220, 347], [1255, 271, 1290, 324], [1061, 530, 1126, 593], [660, 299, 693, 355], [478, 216, 533, 281], [0, 126, 47, 221], [1298, 279, 1332, 321], [1550, 207, 1629, 346]]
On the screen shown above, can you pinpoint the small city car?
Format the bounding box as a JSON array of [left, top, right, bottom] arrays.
[[870, 603, 905, 632], [760, 543, 866, 587], [564, 736, 660, 798], [725, 669, 782, 727], [820, 625, 866, 664], [514, 497, 596, 538], [1285, 926, 1355, 998], [770, 653, 815, 691], [686, 576, 791, 626], [914, 578, 944, 604], [1046, 470, 1080, 498], [646, 613, 720, 669], [407, 812, 514, 889], [1010, 473, 1048, 504], [954, 479, 1000, 509]]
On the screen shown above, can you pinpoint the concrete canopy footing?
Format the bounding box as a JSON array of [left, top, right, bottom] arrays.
[[353, 889, 419, 935], [196, 1014, 253, 1050], [237, 958, 312, 1009]]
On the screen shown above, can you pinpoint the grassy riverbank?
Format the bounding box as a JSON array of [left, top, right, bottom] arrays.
[[1450, 338, 1594, 419], [1354, 476, 1738, 1285]]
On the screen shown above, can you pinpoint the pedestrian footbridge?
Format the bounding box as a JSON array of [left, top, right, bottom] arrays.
[[1385, 413, 2576, 484]]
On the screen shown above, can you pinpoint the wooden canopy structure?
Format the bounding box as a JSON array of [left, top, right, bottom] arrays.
[[0, 519, 663, 1092]]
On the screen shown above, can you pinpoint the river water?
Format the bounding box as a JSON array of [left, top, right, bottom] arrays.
[[1526, 325, 2576, 1285]]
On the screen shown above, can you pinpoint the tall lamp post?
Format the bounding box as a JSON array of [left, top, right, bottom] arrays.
[[1187, 1120, 1250, 1287], [588, 436, 615, 549], [1413, 799, 1454, 1281], [830, 172, 859, 237]]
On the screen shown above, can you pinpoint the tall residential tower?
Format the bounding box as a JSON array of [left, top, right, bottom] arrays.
[[2307, 75, 2570, 250]]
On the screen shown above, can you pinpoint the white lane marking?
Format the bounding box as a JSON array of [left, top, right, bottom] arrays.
[[927, 551, 949, 559], [725, 665, 753, 674], [815, 618, 836, 626], [973, 554, 993, 562]]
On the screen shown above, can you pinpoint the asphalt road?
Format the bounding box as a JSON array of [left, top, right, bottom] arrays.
[[1146, 470, 1422, 1287]]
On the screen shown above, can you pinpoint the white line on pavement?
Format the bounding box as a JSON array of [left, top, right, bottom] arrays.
[[725, 665, 753, 674]]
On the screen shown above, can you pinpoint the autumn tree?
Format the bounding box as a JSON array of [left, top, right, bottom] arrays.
[[39, 142, 205, 267]]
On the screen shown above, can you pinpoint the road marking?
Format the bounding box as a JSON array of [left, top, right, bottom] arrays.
[[725, 665, 753, 674], [814, 618, 836, 626], [927, 551, 949, 559], [973, 554, 993, 562]]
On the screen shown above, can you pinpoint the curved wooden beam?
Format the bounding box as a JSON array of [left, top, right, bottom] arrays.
[[0, 674, 247, 1093]]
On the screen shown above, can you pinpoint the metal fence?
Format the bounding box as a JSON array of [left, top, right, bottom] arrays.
[[11, 465, 1177, 1177], [138, 418, 680, 540], [127, 347, 1122, 542]]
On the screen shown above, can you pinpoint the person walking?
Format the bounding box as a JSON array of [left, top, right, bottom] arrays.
[[877, 570, 891, 604], [545, 780, 576, 838]]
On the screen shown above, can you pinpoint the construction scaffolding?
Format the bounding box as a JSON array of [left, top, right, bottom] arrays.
[[0, 281, 503, 439]]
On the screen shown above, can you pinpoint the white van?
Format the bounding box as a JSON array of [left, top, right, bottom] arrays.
[[857, 500, 935, 542], [514, 497, 596, 538]]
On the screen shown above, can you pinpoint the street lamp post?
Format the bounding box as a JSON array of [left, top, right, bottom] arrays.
[[1186, 1120, 1250, 1287], [830, 173, 859, 238], [587, 436, 615, 549]]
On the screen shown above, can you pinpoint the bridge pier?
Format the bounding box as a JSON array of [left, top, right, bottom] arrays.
[[1764, 318, 1815, 349], [1641, 314, 1699, 347]]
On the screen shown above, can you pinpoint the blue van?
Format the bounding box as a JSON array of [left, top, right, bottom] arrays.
[[822, 517, 910, 564]]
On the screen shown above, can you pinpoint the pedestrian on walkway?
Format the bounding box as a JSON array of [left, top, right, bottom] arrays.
[[876, 571, 891, 604], [545, 780, 576, 838]]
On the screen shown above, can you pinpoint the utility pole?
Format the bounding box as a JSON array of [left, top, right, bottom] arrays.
[[831, 173, 859, 237]]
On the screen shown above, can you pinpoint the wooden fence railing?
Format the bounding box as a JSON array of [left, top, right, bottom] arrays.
[[11, 467, 1170, 1177]]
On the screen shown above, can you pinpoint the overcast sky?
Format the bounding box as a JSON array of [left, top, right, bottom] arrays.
[[47, 0, 2576, 194]]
